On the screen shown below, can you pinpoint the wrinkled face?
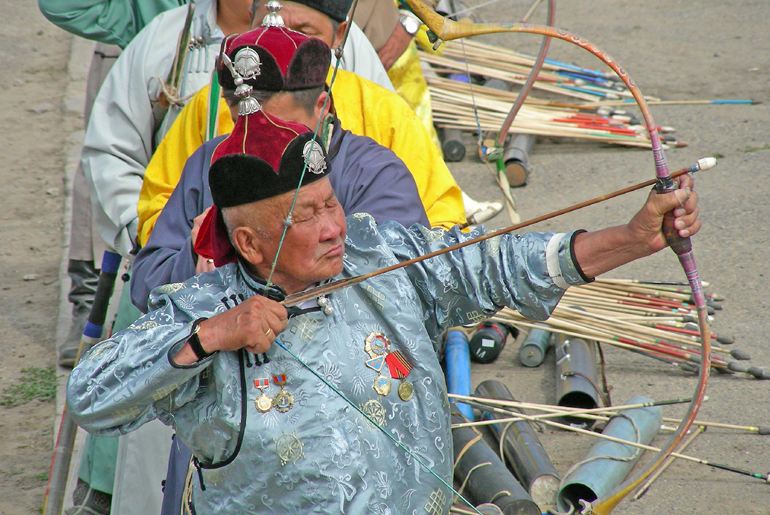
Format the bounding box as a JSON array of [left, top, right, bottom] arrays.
[[255, 177, 346, 293], [251, 1, 345, 47]]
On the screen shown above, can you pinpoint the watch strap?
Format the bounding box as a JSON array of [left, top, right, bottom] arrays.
[[188, 318, 211, 360]]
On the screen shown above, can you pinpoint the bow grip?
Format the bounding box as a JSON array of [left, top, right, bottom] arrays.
[[657, 180, 692, 256]]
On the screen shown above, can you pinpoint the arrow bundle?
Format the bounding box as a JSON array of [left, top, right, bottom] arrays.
[[424, 39, 647, 102], [489, 278, 769, 379], [419, 40, 686, 148]]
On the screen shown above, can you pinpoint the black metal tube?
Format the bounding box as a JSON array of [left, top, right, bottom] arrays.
[[439, 127, 466, 162], [554, 334, 599, 427], [475, 380, 560, 506], [452, 407, 541, 515]]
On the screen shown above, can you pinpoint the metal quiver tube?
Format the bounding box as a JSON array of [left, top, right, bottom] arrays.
[[439, 127, 466, 162], [555, 395, 663, 513], [518, 325, 553, 367], [452, 407, 541, 515], [445, 329, 474, 420], [554, 334, 600, 427], [475, 380, 560, 506], [502, 134, 536, 187], [469, 322, 511, 364]]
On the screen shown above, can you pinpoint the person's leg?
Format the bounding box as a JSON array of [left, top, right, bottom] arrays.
[[60, 43, 121, 366], [160, 436, 194, 515], [59, 167, 99, 367], [65, 434, 118, 515]]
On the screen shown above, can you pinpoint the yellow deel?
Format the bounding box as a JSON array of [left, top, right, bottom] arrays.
[[137, 67, 465, 246]]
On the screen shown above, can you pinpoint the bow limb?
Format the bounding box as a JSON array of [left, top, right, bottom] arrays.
[[494, 0, 555, 148], [403, 2, 712, 512]]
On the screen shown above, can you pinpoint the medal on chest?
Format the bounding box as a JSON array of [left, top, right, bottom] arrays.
[[254, 378, 272, 413], [272, 373, 294, 413], [364, 332, 414, 400], [365, 332, 391, 396]]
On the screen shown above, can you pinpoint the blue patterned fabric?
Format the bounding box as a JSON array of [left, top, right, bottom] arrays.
[[68, 215, 586, 513]]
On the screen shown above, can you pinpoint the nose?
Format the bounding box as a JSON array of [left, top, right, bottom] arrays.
[[319, 209, 343, 241]]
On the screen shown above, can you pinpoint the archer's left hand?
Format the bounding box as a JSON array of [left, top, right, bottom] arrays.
[[629, 174, 701, 254]]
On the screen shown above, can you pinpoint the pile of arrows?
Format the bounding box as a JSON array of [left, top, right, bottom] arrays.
[[420, 39, 686, 148], [489, 277, 770, 379], [441, 278, 769, 513]]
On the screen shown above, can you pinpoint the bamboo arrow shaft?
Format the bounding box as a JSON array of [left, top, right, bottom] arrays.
[[283, 161, 711, 307], [632, 425, 705, 500], [451, 397, 769, 481]]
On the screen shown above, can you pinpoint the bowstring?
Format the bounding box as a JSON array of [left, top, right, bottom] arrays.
[[459, 42, 485, 152], [446, 0, 484, 152], [263, 45, 343, 294]]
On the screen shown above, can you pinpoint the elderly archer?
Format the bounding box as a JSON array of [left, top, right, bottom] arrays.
[[67, 123, 700, 512]]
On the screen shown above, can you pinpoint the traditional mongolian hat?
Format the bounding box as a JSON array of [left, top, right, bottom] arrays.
[[217, 2, 331, 101], [195, 109, 331, 266]]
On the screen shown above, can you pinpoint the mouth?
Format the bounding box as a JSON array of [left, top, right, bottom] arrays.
[[323, 241, 344, 259]]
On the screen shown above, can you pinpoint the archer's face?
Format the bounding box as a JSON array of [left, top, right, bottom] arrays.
[[257, 178, 346, 294], [251, 1, 344, 47]]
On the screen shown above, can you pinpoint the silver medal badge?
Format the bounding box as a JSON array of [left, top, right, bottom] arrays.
[[302, 140, 327, 175]]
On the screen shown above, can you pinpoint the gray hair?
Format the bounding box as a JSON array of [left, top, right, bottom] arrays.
[[222, 86, 325, 117], [221, 203, 275, 243]]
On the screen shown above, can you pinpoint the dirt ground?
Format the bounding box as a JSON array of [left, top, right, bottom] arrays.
[[0, 1, 77, 513], [0, 0, 768, 514]]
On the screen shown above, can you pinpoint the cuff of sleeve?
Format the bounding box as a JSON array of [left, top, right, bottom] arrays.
[[569, 229, 593, 284], [545, 230, 593, 289], [167, 320, 217, 369]]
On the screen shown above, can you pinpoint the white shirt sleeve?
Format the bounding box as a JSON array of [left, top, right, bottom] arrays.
[[332, 21, 395, 93]]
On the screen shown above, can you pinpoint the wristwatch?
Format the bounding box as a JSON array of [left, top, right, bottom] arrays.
[[188, 318, 211, 360], [399, 13, 420, 36]]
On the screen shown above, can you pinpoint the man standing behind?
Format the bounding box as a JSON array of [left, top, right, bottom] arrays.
[[82, 0, 390, 259], [131, 24, 430, 311]]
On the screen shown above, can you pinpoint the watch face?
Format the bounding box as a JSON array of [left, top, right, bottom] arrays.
[[401, 16, 420, 36]]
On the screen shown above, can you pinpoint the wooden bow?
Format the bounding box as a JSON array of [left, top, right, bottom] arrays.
[[400, 1, 712, 512]]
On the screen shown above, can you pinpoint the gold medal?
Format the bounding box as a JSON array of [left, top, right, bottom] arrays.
[[398, 380, 414, 401], [254, 378, 272, 413], [373, 374, 391, 396], [273, 388, 294, 413], [255, 394, 273, 413], [272, 373, 293, 413]]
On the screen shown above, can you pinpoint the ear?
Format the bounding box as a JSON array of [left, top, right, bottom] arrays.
[[332, 20, 348, 49], [314, 90, 331, 119], [231, 226, 265, 267]]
